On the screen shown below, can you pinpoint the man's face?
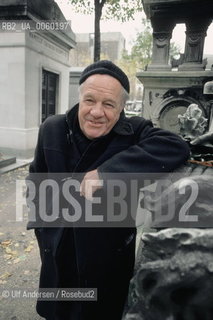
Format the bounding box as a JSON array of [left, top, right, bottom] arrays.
[[78, 74, 124, 139]]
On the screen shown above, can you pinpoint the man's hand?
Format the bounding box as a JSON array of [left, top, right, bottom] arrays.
[[80, 169, 103, 201]]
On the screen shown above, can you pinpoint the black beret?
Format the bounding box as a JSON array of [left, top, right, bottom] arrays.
[[79, 60, 130, 93]]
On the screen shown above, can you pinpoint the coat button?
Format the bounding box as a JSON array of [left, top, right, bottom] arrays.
[[44, 248, 51, 253]]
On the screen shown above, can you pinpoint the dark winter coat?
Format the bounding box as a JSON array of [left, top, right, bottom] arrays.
[[27, 104, 190, 320]]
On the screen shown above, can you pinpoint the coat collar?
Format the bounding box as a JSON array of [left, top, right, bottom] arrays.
[[66, 104, 134, 137]]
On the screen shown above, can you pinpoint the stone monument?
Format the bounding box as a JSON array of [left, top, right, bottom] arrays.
[[123, 119, 213, 319], [0, 0, 76, 159], [137, 0, 213, 135], [124, 2, 213, 317]]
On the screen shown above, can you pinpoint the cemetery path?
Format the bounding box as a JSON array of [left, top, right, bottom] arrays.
[[0, 166, 43, 320]]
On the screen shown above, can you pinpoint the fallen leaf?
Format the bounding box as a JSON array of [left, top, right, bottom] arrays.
[[13, 258, 20, 264], [0, 272, 12, 280], [1, 240, 12, 247], [4, 254, 12, 260], [0, 280, 7, 284], [24, 270, 30, 275], [24, 245, 34, 252], [5, 247, 12, 254], [5, 248, 17, 256]]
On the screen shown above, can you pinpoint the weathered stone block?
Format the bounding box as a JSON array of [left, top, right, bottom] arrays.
[[124, 228, 213, 320]]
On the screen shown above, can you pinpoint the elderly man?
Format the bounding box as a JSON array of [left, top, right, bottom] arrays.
[[28, 60, 190, 320]]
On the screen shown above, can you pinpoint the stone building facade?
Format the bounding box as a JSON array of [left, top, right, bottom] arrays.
[[70, 32, 126, 66], [0, 0, 76, 159]]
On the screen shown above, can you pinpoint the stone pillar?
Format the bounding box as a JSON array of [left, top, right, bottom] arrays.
[[179, 18, 211, 71], [69, 67, 83, 109], [148, 18, 175, 71]]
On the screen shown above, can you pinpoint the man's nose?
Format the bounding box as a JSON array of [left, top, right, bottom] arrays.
[[90, 103, 104, 117]]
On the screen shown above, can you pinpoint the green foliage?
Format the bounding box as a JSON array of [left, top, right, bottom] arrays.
[[67, 0, 143, 61], [103, 0, 143, 22], [119, 19, 153, 73], [170, 42, 181, 60], [117, 51, 141, 99], [130, 19, 153, 70], [122, 19, 181, 71], [66, 0, 94, 15], [67, 0, 143, 22], [118, 19, 181, 98]]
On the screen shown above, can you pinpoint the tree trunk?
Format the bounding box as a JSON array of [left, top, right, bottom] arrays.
[[94, 0, 105, 62]]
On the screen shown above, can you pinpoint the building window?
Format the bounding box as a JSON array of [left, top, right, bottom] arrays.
[[42, 70, 58, 122]]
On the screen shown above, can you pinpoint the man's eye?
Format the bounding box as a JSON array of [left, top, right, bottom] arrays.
[[104, 103, 114, 108]]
